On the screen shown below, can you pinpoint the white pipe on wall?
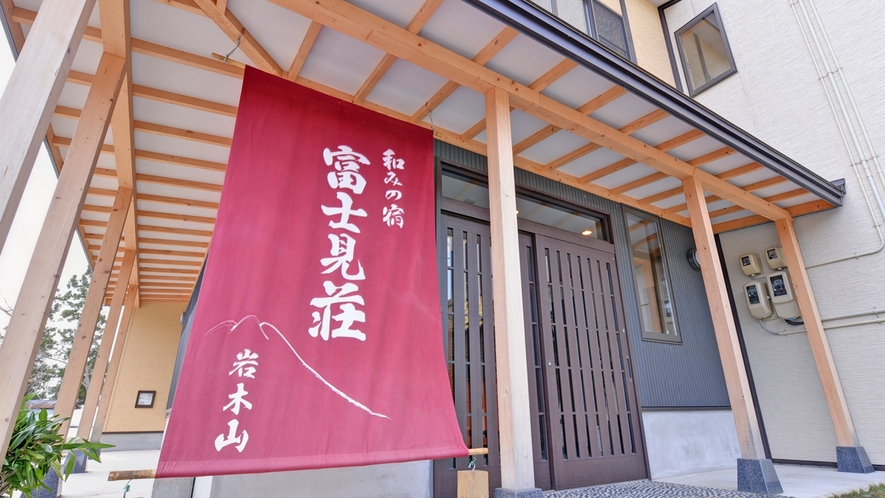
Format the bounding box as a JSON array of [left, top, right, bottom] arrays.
[[789, 0, 885, 269]]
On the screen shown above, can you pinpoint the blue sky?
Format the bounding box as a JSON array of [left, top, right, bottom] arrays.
[[0, 35, 89, 328]]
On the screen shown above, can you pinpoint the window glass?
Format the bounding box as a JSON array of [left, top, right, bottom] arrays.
[[625, 210, 679, 342], [441, 169, 606, 241], [592, 1, 629, 58], [675, 4, 736, 95], [528, 0, 630, 59]]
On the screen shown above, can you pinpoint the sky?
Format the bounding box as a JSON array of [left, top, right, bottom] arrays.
[[0, 39, 90, 329]]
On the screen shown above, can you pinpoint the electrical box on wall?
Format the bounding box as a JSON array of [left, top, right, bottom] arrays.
[[744, 282, 775, 320], [739, 253, 763, 276], [767, 271, 800, 319], [765, 246, 787, 270]]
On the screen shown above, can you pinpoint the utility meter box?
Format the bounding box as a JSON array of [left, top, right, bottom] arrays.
[[739, 253, 763, 276], [767, 271, 800, 319], [744, 282, 775, 320], [765, 246, 787, 270]]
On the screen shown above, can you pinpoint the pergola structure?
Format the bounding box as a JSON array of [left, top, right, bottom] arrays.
[[0, 0, 863, 492]]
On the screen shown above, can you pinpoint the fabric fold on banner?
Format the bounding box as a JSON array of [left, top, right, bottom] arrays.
[[157, 67, 467, 478]]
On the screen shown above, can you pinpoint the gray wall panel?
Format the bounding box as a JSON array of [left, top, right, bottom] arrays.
[[436, 140, 729, 408]]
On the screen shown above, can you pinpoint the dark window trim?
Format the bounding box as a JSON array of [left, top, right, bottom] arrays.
[[135, 390, 156, 409], [623, 207, 682, 344], [437, 160, 616, 247], [461, 0, 844, 207], [658, 0, 684, 92], [674, 3, 737, 96]]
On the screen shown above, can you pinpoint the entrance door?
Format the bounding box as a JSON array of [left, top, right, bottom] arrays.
[[433, 213, 646, 496], [533, 234, 646, 490], [433, 213, 551, 497]]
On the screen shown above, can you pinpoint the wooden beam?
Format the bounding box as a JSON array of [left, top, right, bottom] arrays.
[[57, 105, 231, 146], [141, 267, 201, 275], [683, 175, 767, 459], [711, 200, 833, 233], [52, 135, 228, 172], [266, 0, 789, 220], [137, 193, 219, 210], [353, 0, 443, 103], [138, 210, 216, 225], [192, 0, 283, 75], [0, 53, 125, 457], [687, 146, 736, 167], [485, 86, 535, 489], [139, 224, 214, 237], [56, 187, 134, 436], [287, 21, 322, 80], [91, 285, 138, 442], [529, 59, 577, 92], [139, 248, 207, 258], [512, 87, 628, 156], [136, 174, 223, 192], [775, 218, 858, 447], [0, 0, 97, 252], [546, 108, 668, 173], [639, 161, 763, 205], [611, 172, 667, 195], [76, 250, 136, 440], [411, 26, 518, 122]]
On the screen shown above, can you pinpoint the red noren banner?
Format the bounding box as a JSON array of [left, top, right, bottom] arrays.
[[156, 67, 467, 477]]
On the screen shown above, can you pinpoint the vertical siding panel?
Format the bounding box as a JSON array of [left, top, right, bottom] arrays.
[[437, 140, 730, 408]]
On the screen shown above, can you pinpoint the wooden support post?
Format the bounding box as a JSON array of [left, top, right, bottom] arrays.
[[683, 176, 767, 459], [775, 219, 858, 447], [91, 285, 138, 443], [77, 249, 136, 440], [56, 186, 133, 436], [0, 0, 97, 251], [458, 470, 489, 498], [0, 53, 126, 457], [485, 87, 535, 491]]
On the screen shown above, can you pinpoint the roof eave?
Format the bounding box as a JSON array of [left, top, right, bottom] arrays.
[[463, 0, 845, 208]]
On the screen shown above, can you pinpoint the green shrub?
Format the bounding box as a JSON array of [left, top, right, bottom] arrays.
[[1, 397, 112, 497]]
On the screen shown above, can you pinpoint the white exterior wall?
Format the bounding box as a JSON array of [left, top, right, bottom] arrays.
[[665, 1, 885, 465], [642, 409, 741, 478]]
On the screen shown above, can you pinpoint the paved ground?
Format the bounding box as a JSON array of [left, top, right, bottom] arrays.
[[545, 480, 788, 497], [54, 450, 885, 498]]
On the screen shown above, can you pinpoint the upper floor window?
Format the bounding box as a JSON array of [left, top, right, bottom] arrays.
[[530, 0, 630, 59], [675, 4, 737, 96]]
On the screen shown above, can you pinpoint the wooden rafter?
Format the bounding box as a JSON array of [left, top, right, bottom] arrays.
[[353, 0, 443, 103], [513, 86, 627, 156], [712, 200, 832, 233], [460, 57, 582, 142], [192, 0, 283, 75], [549, 108, 671, 176], [607, 140, 730, 196], [51, 136, 227, 171], [287, 21, 322, 80], [411, 26, 519, 123]]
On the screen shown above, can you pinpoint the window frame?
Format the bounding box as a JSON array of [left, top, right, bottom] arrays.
[[528, 0, 634, 61], [674, 3, 737, 96], [624, 208, 682, 344]]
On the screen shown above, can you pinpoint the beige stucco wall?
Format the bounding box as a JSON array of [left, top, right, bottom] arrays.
[[104, 301, 186, 433], [624, 0, 676, 85]]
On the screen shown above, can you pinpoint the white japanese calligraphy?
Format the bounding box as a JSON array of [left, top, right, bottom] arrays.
[[384, 171, 403, 187], [383, 204, 405, 228], [324, 145, 370, 171], [229, 349, 259, 379], [214, 419, 249, 452], [385, 190, 402, 201], [321, 233, 365, 281], [309, 281, 366, 341], [382, 149, 404, 171], [327, 170, 367, 194], [322, 192, 367, 233], [222, 383, 253, 415]]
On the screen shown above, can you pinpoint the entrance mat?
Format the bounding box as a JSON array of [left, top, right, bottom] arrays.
[[544, 480, 793, 497]]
